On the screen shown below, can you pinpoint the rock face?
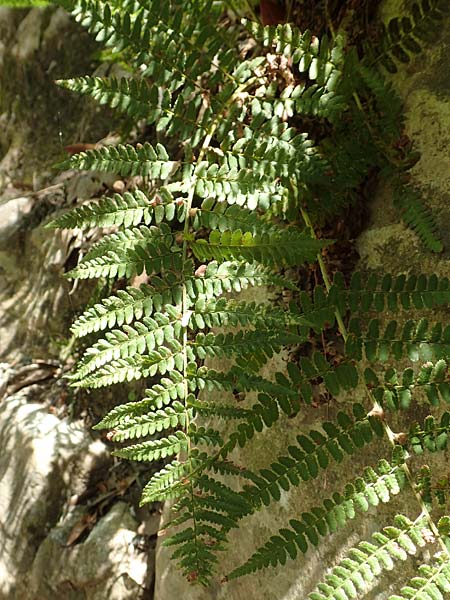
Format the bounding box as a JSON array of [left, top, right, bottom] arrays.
[[154, 5, 450, 600], [0, 7, 154, 600], [0, 362, 152, 599], [27, 502, 150, 600]]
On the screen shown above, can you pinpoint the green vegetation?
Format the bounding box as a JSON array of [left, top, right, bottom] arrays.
[[7, 0, 450, 595]]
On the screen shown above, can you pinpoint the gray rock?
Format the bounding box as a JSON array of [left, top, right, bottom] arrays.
[[27, 502, 151, 600], [0, 393, 110, 598], [0, 196, 33, 246]]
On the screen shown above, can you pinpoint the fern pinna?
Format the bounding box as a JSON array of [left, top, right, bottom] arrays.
[[43, 0, 450, 594]]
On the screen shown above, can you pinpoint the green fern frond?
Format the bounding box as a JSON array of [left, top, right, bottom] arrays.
[[72, 307, 183, 380], [308, 514, 430, 600], [227, 457, 407, 579], [331, 272, 450, 313], [372, 359, 450, 411], [389, 556, 450, 600], [409, 412, 450, 454], [56, 76, 177, 125], [110, 401, 189, 442], [48, 0, 450, 589], [66, 235, 181, 280], [48, 191, 146, 230], [247, 23, 344, 91], [274, 353, 359, 404], [114, 430, 188, 462], [59, 142, 179, 178], [346, 318, 450, 362], [378, 0, 450, 73], [72, 346, 183, 388], [191, 329, 304, 362], [394, 184, 444, 253], [232, 405, 384, 511], [190, 228, 330, 266], [140, 458, 193, 504], [71, 276, 182, 337], [94, 371, 187, 430]]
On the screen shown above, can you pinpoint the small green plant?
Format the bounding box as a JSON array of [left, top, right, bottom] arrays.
[[25, 0, 450, 594]]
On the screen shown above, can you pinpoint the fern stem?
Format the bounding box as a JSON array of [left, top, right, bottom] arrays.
[[180, 77, 258, 460], [299, 205, 348, 338], [299, 202, 450, 559]]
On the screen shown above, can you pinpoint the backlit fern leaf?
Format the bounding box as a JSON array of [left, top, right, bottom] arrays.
[[60, 142, 179, 178], [227, 456, 407, 579], [308, 514, 430, 600]]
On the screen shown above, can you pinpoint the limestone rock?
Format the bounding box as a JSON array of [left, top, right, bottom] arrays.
[[27, 502, 152, 600], [0, 391, 110, 598]]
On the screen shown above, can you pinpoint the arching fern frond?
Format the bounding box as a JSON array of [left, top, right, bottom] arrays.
[[227, 455, 407, 579], [308, 514, 430, 600], [38, 0, 450, 591]]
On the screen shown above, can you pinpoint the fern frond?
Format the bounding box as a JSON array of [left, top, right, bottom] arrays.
[[274, 353, 359, 404], [191, 329, 304, 362], [94, 371, 188, 430], [409, 412, 450, 454], [114, 430, 188, 462], [378, 0, 450, 73], [190, 228, 330, 267], [247, 23, 344, 91], [394, 184, 443, 253], [72, 346, 183, 388], [332, 272, 450, 313], [110, 401, 189, 442], [47, 189, 180, 230], [227, 456, 407, 579], [373, 359, 450, 411], [356, 66, 403, 143], [56, 76, 173, 123], [389, 555, 450, 600], [67, 235, 181, 280], [71, 276, 182, 337], [346, 318, 450, 363], [233, 405, 384, 510], [72, 307, 183, 380], [140, 458, 192, 504], [60, 142, 179, 178], [71, 260, 296, 337], [308, 514, 430, 600]]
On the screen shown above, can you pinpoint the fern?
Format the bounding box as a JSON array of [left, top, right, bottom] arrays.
[[308, 514, 432, 600], [28, 0, 450, 593], [377, 0, 450, 74]]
